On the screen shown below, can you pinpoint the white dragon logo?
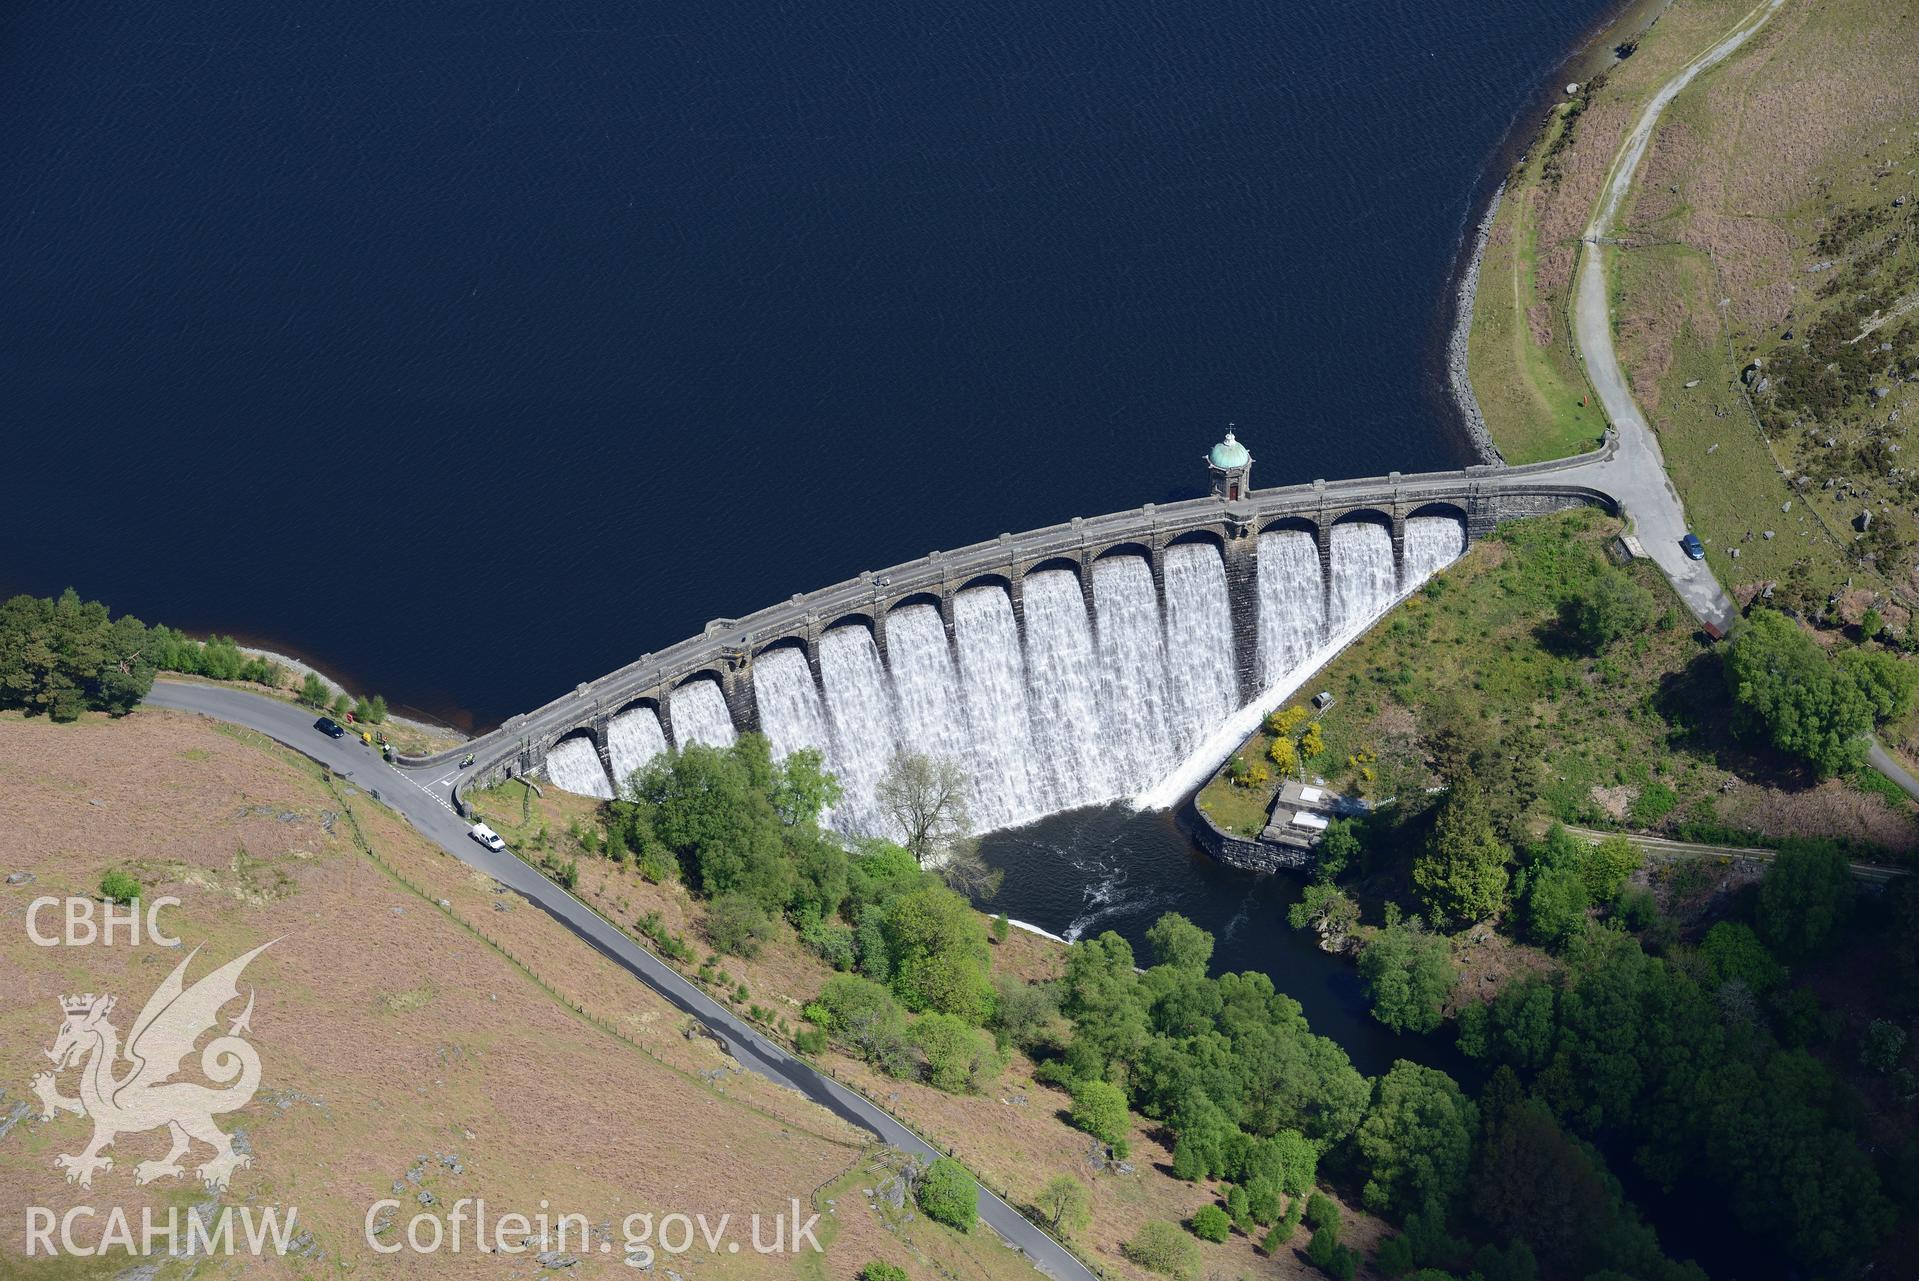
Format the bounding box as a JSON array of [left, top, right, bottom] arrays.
[[31, 941, 273, 1192]]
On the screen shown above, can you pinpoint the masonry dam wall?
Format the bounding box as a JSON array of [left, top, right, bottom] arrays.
[[426, 459, 1616, 837]]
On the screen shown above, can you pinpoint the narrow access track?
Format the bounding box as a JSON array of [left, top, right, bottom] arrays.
[[1562, 825, 1910, 888]]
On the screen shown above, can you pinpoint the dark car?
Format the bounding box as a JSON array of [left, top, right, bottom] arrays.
[[1680, 532, 1706, 561], [314, 716, 346, 738]]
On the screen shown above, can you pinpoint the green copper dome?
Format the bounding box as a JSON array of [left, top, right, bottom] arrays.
[[1209, 431, 1249, 469]]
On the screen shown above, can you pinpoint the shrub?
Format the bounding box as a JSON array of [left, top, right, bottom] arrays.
[[98, 870, 140, 906], [915, 1157, 977, 1232], [1067, 1077, 1130, 1147], [859, 1263, 908, 1281], [992, 912, 1010, 943], [1189, 1204, 1231, 1243], [1307, 1224, 1340, 1266], [1303, 1192, 1340, 1235], [793, 1026, 827, 1055], [705, 893, 775, 957], [1123, 1221, 1200, 1281]]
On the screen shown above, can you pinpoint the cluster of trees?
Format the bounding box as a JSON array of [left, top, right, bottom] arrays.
[[1457, 857, 1893, 1273], [0, 590, 160, 719], [1724, 609, 1917, 776], [295, 672, 389, 724], [0, 589, 300, 722], [605, 740, 1010, 1093], [1047, 914, 1362, 1219]]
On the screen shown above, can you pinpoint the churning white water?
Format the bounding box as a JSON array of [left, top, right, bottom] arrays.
[[885, 604, 974, 789], [1021, 569, 1113, 809], [543, 516, 1473, 824], [1255, 530, 1325, 690], [1327, 522, 1396, 635], [606, 705, 668, 792], [752, 645, 833, 761], [951, 586, 1047, 831], [1161, 542, 1239, 756], [545, 734, 613, 799], [670, 678, 738, 749], [1402, 516, 1466, 589], [818, 624, 901, 832], [1092, 554, 1178, 793]]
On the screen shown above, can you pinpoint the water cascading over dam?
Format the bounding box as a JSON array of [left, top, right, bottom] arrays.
[[541, 514, 1470, 835]]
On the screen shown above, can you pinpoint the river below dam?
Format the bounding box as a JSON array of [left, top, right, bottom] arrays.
[[978, 804, 1473, 1081]]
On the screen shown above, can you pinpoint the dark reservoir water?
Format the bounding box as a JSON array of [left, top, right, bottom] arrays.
[[2, 0, 1616, 729]]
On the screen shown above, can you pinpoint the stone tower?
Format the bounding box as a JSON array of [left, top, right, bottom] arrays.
[[1207, 429, 1253, 500]]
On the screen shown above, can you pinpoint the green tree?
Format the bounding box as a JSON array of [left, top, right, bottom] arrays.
[[1034, 1175, 1091, 1235], [99, 869, 141, 905], [809, 975, 912, 1075], [1723, 610, 1872, 775], [1696, 921, 1784, 995], [1862, 1019, 1908, 1074], [1561, 571, 1655, 651], [1355, 1062, 1477, 1220], [915, 1157, 977, 1233], [1839, 646, 1919, 722], [614, 741, 794, 909], [298, 671, 329, 707], [1414, 770, 1509, 924], [881, 885, 994, 1022], [911, 1012, 1003, 1093], [1189, 1204, 1231, 1243], [1123, 1221, 1200, 1281], [1584, 834, 1642, 900], [1314, 817, 1362, 882], [1145, 913, 1214, 974], [0, 590, 156, 719], [1067, 1077, 1131, 1148], [1357, 918, 1456, 1033], [1522, 863, 1590, 952], [1757, 842, 1855, 960], [704, 893, 774, 957]]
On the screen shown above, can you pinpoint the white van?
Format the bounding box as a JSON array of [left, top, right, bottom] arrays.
[[469, 823, 506, 852]]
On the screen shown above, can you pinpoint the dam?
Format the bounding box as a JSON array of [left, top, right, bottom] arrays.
[[424, 431, 1619, 836]]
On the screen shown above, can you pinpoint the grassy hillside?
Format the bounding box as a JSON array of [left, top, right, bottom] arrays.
[[1199, 510, 1919, 858], [1467, 0, 1753, 463], [0, 710, 1036, 1281]]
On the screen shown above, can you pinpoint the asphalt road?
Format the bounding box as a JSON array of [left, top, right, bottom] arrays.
[[142, 679, 1094, 1281], [1557, 0, 1787, 637]]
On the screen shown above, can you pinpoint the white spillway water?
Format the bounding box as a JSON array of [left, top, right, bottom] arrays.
[[1161, 542, 1240, 756], [1402, 515, 1466, 589], [1021, 569, 1113, 809], [606, 705, 668, 794], [884, 604, 974, 797], [752, 646, 832, 761], [818, 625, 900, 833], [670, 678, 738, 749], [1255, 529, 1325, 690], [545, 734, 613, 799], [1327, 522, 1396, 634], [1092, 554, 1177, 793], [951, 585, 1047, 831]]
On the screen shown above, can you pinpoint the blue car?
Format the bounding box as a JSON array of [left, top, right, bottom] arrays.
[[1680, 533, 1706, 561]]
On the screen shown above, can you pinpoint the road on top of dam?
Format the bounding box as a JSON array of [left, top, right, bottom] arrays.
[[140, 677, 1098, 1281]]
